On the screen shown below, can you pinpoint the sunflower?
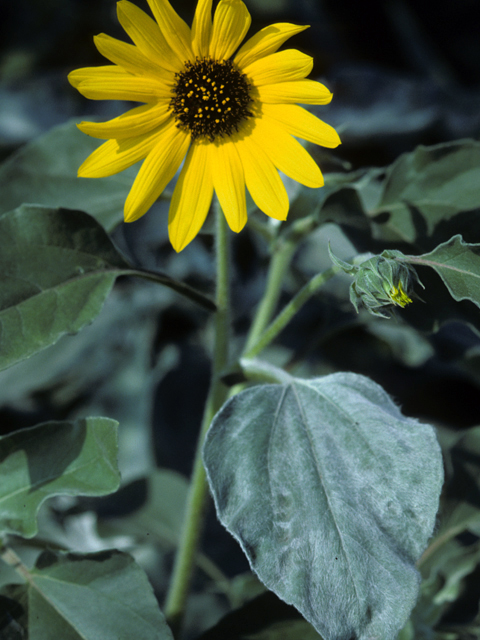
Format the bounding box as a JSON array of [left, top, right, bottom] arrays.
[[68, 0, 341, 252]]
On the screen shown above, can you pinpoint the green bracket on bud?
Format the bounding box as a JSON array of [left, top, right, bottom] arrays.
[[328, 246, 424, 319]]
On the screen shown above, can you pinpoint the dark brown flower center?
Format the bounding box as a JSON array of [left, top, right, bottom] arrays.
[[170, 57, 253, 142]]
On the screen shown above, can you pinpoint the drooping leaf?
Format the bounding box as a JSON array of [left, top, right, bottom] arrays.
[[0, 205, 214, 371], [0, 205, 126, 371], [0, 119, 135, 231], [407, 235, 480, 309], [203, 372, 444, 640], [0, 417, 120, 537], [1, 549, 173, 640]]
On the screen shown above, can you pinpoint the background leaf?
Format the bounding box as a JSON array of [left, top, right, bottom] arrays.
[[197, 591, 323, 640], [0, 417, 120, 537], [318, 140, 480, 256], [375, 139, 480, 243], [1, 549, 173, 640], [0, 119, 135, 231], [203, 372, 444, 640]]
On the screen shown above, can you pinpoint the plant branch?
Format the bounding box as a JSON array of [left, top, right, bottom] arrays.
[[244, 266, 339, 359], [244, 238, 298, 352]]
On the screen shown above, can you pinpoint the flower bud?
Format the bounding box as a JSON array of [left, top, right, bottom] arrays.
[[329, 247, 423, 318]]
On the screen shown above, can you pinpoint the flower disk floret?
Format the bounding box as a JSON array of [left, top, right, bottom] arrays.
[[68, 0, 341, 251]]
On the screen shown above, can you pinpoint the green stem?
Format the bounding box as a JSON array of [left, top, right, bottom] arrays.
[[244, 239, 298, 353], [244, 266, 339, 360], [164, 206, 230, 636]]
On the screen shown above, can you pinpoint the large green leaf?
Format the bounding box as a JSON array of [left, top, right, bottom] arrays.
[[1, 549, 173, 640], [0, 119, 135, 231], [203, 372, 444, 640], [0, 417, 120, 537], [0, 205, 214, 371], [407, 235, 480, 309]]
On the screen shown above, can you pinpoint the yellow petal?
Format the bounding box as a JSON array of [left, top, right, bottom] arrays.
[[211, 140, 247, 233], [117, 0, 183, 73], [252, 116, 323, 188], [72, 67, 171, 102], [93, 33, 172, 81], [243, 49, 313, 86], [261, 103, 341, 148], [255, 79, 333, 105], [78, 128, 164, 178], [168, 142, 214, 252], [234, 125, 289, 221], [235, 23, 308, 69], [68, 65, 124, 88], [192, 0, 213, 58], [209, 0, 251, 61], [77, 103, 171, 140], [125, 123, 191, 222], [146, 0, 194, 63]]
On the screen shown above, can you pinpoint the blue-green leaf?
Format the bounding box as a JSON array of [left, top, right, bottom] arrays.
[[203, 373, 443, 640], [2, 549, 173, 640]]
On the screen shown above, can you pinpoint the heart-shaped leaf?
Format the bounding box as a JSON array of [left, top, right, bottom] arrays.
[[203, 372, 443, 640]]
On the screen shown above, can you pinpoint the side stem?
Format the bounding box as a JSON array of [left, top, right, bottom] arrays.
[[164, 207, 230, 636], [244, 238, 297, 352], [243, 266, 339, 359]]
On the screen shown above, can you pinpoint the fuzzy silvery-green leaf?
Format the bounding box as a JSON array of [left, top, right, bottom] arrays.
[[0, 205, 214, 371], [374, 139, 480, 243], [2, 549, 172, 640], [0, 119, 134, 231], [406, 235, 480, 309], [0, 417, 120, 537], [203, 372, 443, 640]]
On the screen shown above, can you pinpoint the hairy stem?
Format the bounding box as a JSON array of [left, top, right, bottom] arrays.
[[164, 206, 230, 636]]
